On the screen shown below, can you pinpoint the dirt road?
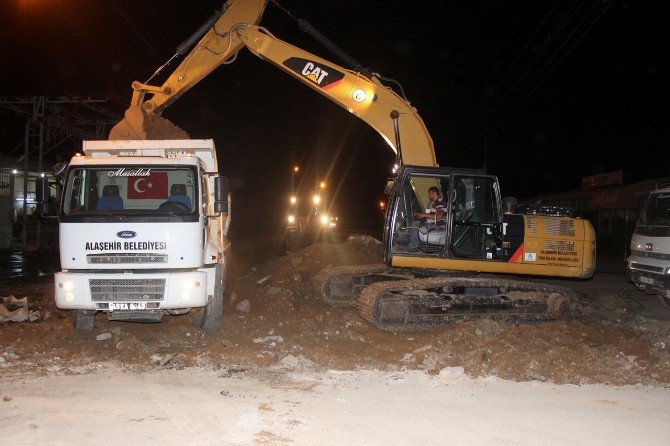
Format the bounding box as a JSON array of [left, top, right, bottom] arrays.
[[1, 235, 669, 444], [2, 366, 669, 445]]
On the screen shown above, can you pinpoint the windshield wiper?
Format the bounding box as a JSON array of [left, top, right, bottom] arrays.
[[156, 212, 189, 221], [80, 213, 125, 222]]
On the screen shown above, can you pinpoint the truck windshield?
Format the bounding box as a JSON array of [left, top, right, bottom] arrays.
[[62, 166, 198, 216], [639, 192, 670, 227]]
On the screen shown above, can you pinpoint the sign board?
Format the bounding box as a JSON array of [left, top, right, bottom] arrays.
[[581, 170, 623, 190]]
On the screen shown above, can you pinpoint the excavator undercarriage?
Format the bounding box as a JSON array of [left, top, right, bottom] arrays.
[[314, 265, 579, 331]]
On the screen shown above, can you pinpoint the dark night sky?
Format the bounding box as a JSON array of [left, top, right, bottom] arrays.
[[1, 0, 668, 231]]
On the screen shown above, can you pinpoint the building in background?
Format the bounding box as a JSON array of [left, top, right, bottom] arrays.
[[522, 171, 670, 256]]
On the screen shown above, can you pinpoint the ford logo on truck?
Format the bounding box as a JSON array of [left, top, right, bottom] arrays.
[[116, 231, 137, 239]]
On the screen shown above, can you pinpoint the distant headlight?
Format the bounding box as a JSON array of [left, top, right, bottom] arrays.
[[288, 215, 296, 224], [321, 215, 329, 225], [290, 196, 297, 204], [313, 195, 321, 204]]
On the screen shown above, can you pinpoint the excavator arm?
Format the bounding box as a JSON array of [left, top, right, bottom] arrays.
[[109, 0, 436, 167]]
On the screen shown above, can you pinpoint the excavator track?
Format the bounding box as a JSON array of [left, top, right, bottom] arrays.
[[313, 264, 405, 306], [313, 264, 478, 307], [357, 276, 579, 331]]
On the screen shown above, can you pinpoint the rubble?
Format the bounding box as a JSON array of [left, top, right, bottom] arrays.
[[0, 296, 40, 323], [0, 236, 669, 386], [236, 299, 251, 313]]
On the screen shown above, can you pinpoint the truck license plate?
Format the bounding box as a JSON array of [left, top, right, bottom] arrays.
[[639, 276, 655, 285], [109, 302, 147, 311]]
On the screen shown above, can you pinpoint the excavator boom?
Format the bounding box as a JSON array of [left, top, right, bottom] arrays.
[[234, 26, 436, 166]]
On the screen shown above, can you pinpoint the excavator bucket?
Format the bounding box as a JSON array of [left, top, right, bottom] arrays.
[[108, 105, 147, 140]]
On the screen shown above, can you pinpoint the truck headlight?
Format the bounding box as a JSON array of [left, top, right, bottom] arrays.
[[58, 281, 74, 291], [181, 280, 200, 291]]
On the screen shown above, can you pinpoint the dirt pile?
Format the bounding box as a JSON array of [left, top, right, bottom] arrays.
[[1, 235, 669, 386], [108, 106, 190, 140], [233, 235, 381, 312], [143, 114, 190, 139]]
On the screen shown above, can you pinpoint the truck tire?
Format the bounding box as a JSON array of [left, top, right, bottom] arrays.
[[191, 261, 225, 332], [74, 310, 95, 331]]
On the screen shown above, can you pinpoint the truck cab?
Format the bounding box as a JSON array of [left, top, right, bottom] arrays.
[[53, 139, 230, 330], [627, 187, 670, 307]]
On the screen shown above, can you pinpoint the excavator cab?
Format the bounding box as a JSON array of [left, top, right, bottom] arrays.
[[384, 166, 504, 263]]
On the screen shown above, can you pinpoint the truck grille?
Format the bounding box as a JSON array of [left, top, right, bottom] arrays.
[[89, 278, 165, 301], [628, 262, 664, 273], [87, 254, 168, 264], [630, 250, 670, 261]]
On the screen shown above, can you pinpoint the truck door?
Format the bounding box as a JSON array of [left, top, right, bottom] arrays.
[[450, 176, 502, 260]]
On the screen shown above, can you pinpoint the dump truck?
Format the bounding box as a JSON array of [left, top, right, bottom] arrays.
[[42, 139, 230, 331]]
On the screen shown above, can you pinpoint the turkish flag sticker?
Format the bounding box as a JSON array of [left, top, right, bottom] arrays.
[[127, 172, 168, 199]]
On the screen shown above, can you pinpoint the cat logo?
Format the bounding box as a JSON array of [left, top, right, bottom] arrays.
[[301, 62, 329, 85], [283, 57, 345, 90]]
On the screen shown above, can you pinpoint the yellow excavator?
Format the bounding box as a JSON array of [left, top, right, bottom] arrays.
[[110, 0, 596, 331]]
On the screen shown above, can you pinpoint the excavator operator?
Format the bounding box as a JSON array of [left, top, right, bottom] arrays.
[[409, 186, 447, 250]]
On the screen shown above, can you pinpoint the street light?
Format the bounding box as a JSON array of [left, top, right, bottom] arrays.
[[291, 165, 300, 193], [319, 181, 326, 189]]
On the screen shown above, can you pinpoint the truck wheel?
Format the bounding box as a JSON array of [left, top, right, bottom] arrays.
[[73, 310, 95, 331], [191, 261, 225, 332]]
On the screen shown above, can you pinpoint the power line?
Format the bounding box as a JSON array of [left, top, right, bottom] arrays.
[[108, 0, 162, 60], [485, 0, 612, 135], [459, 0, 562, 141], [457, 0, 587, 145]]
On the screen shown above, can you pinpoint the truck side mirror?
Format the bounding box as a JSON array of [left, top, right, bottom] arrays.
[[36, 176, 50, 215], [214, 176, 229, 213]]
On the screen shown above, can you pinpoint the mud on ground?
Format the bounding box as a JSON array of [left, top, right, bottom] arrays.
[[1, 235, 669, 386]]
